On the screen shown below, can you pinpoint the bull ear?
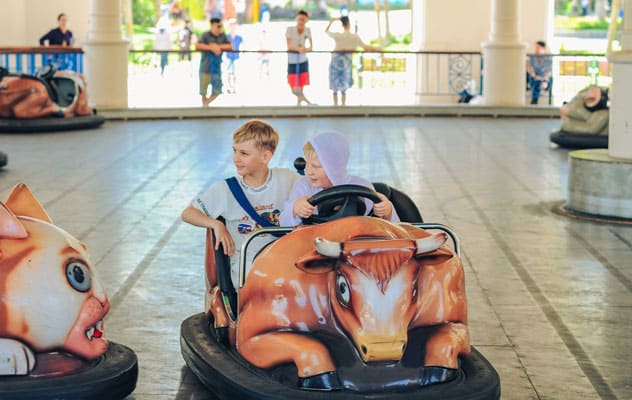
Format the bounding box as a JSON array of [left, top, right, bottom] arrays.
[[4, 183, 52, 223], [295, 251, 337, 274], [0, 202, 28, 239]]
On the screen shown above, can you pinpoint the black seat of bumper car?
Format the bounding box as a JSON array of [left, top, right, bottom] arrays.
[[373, 182, 423, 223]]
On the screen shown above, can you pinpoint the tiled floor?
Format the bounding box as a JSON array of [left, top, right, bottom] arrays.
[[1, 117, 629, 399]]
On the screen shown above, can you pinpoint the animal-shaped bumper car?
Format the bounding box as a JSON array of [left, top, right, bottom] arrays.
[[180, 184, 500, 399], [0, 66, 104, 133], [0, 183, 137, 400], [550, 85, 609, 149]]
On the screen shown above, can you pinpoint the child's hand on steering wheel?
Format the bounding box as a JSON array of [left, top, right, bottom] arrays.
[[293, 196, 316, 219], [373, 193, 394, 220]]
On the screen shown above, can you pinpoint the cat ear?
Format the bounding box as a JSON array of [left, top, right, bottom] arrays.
[[0, 202, 28, 239], [4, 183, 52, 223]]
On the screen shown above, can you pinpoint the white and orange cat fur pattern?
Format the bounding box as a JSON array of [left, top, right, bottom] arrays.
[[0, 183, 109, 375]]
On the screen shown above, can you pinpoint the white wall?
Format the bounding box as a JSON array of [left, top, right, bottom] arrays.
[[412, 0, 551, 52], [2, 0, 552, 51], [0, 0, 90, 46], [0, 1, 27, 45]]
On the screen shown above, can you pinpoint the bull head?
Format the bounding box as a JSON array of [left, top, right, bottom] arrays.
[[295, 232, 450, 363]]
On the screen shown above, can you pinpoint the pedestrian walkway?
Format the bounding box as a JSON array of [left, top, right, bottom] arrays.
[[0, 116, 629, 399]]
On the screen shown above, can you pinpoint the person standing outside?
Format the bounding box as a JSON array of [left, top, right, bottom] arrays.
[[325, 16, 379, 106], [226, 19, 243, 94], [39, 13, 73, 46], [197, 18, 233, 106], [178, 19, 194, 62], [286, 10, 313, 106], [39, 13, 74, 70], [526, 40, 552, 105], [154, 16, 173, 77]]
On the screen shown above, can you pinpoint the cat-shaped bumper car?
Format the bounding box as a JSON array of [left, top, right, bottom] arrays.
[[180, 184, 500, 399], [0, 183, 137, 400]]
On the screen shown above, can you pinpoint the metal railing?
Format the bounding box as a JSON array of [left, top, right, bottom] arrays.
[[126, 49, 484, 107], [0, 46, 611, 107], [0, 46, 84, 74]]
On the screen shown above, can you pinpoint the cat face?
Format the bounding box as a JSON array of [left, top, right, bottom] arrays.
[[0, 184, 109, 360]]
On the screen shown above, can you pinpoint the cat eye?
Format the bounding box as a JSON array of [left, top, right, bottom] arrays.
[[66, 261, 91, 292]]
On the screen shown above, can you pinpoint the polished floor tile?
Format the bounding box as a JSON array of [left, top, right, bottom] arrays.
[[1, 117, 629, 399]]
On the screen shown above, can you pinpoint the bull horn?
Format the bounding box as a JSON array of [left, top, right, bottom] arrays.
[[314, 237, 342, 257], [415, 232, 448, 255]]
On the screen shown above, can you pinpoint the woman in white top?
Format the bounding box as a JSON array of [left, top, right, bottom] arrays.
[[286, 10, 313, 106], [325, 16, 379, 106]]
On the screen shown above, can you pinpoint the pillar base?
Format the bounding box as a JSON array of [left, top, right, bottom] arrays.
[[481, 42, 527, 106], [566, 149, 632, 220]]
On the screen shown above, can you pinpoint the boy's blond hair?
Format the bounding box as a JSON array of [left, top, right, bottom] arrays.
[[233, 119, 279, 152], [302, 141, 315, 156]]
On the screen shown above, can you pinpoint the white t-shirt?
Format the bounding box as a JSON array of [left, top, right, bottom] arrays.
[[327, 31, 365, 52], [286, 26, 312, 64], [192, 167, 300, 286]]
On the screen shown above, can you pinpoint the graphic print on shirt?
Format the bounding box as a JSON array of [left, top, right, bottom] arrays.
[[236, 206, 280, 235]]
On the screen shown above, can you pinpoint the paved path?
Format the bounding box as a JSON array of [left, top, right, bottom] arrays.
[[1, 116, 629, 399]]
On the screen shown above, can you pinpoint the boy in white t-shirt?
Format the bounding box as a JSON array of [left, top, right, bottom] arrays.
[[181, 119, 300, 286]]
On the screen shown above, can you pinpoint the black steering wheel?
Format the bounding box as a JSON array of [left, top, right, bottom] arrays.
[[302, 184, 382, 225]]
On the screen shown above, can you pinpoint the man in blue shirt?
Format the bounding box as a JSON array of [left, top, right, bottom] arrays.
[[196, 18, 232, 106], [39, 13, 73, 46], [527, 41, 552, 105]]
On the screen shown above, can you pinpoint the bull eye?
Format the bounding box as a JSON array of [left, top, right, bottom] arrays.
[[66, 260, 91, 293], [336, 274, 351, 307]]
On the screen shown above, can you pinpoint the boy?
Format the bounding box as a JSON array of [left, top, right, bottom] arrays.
[[196, 18, 232, 106], [279, 131, 399, 226], [286, 10, 313, 106], [182, 119, 300, 285]]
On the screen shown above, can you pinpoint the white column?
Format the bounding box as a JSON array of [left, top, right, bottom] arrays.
[[82, 0, 129, 109], [608, 0, 632, 160], [481, 0, 527, 106]]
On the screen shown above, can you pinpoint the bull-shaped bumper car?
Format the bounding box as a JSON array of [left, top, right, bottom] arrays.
[[550, 85, 609, 149], [0, 183, 137, 400], [180, 184, 500, 399], [0, 66, 104, 133]]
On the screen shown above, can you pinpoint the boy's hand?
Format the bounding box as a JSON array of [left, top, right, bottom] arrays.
[[212, 222, 235, 256], [293, 196, 315, 219], [373, 193, 394, 220]]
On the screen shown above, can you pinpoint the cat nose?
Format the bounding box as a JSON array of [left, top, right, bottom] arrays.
[[91, 278, 108, 304]]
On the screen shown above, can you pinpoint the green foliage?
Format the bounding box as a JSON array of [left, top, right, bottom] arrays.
[[555, 0, 575, 15], [555, 16, 622, 31], [133, 0, 157, 27], [559, 49, 606, 55], [133, 25, 153, 35], [180, 0, 206, 21], [128, 52, 153, 66], [369, 33, 410, 49]]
